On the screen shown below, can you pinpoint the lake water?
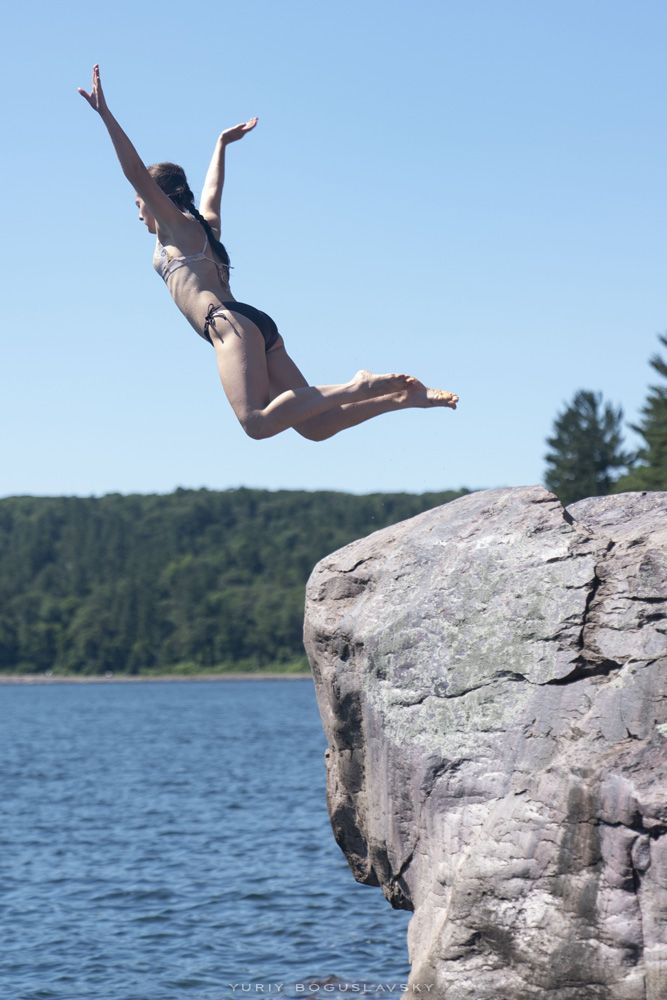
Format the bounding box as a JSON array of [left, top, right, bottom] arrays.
[[0, 679, 411, 999]]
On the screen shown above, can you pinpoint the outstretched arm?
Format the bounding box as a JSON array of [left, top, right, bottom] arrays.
[[199, 118, 258, 237], [78, 64, 184, 233]]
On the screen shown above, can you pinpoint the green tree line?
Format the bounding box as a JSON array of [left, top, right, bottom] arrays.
[[544, 333, 667, 505], [0, 487, 468, 676]]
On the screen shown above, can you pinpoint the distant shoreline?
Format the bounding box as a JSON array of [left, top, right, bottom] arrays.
[[0, 673, 313, 685]]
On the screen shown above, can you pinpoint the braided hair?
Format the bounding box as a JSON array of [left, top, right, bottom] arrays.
[[148, 162, 231, 282]]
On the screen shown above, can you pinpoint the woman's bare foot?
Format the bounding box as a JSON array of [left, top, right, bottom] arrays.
[[396, 378, 458, 409], [351, 369, 418, 397], [347, 371, 457, 409], [425, 387, 458, 409]]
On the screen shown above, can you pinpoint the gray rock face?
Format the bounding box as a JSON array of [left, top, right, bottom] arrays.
[[303, 487, 667, 1000]]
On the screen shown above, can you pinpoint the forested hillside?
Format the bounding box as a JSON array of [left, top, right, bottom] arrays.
[[0, 487, 468, 675]]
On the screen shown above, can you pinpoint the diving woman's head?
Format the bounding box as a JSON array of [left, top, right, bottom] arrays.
[[148, 162, 194, 210], [135, 162, 190, 234], [135, 193, 156, 233], [141, 161, 231, 275]]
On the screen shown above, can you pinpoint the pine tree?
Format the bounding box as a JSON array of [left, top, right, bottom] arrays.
[[544, 390, 632, 506], [614, 334, 667, 492]]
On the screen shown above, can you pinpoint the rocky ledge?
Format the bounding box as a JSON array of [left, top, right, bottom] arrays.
[[303, 486, 667, 1000]]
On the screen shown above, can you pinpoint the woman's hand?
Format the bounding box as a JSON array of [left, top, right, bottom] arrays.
[[221, 118, 258, 145], [78, 64, 109, 116]]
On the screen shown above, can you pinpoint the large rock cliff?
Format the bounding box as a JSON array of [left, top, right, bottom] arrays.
[[303, 487, 667, 1000]]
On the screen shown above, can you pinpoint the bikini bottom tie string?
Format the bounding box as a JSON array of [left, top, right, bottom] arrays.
[[203, 303, 220, 345]]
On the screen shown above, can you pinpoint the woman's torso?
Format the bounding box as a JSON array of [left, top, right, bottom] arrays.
[[153, 217, 236, 341]]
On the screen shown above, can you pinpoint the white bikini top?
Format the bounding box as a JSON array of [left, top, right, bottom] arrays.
[[153, 234, 229, 284]]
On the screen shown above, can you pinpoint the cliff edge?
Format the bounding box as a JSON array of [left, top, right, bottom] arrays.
[[303, 486, 667, 1000]]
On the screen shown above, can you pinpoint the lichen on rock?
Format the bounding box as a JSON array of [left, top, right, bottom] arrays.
[[304, 486, 667, 1000]]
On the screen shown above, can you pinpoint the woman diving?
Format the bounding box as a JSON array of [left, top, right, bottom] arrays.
[[78, 65, 458, 440]]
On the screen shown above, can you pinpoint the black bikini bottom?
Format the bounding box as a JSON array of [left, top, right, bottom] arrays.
[[203, 301, 281, 352]]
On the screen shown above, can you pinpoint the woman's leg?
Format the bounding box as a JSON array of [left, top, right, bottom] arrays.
[[209, 315, 424, 439], [266, 343, 458, 442]]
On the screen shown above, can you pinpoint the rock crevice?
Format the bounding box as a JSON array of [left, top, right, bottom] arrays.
[[304, 487, 667, 999]]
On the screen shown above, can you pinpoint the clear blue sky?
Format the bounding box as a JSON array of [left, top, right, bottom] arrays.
[[2, 0, 665, 498]]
